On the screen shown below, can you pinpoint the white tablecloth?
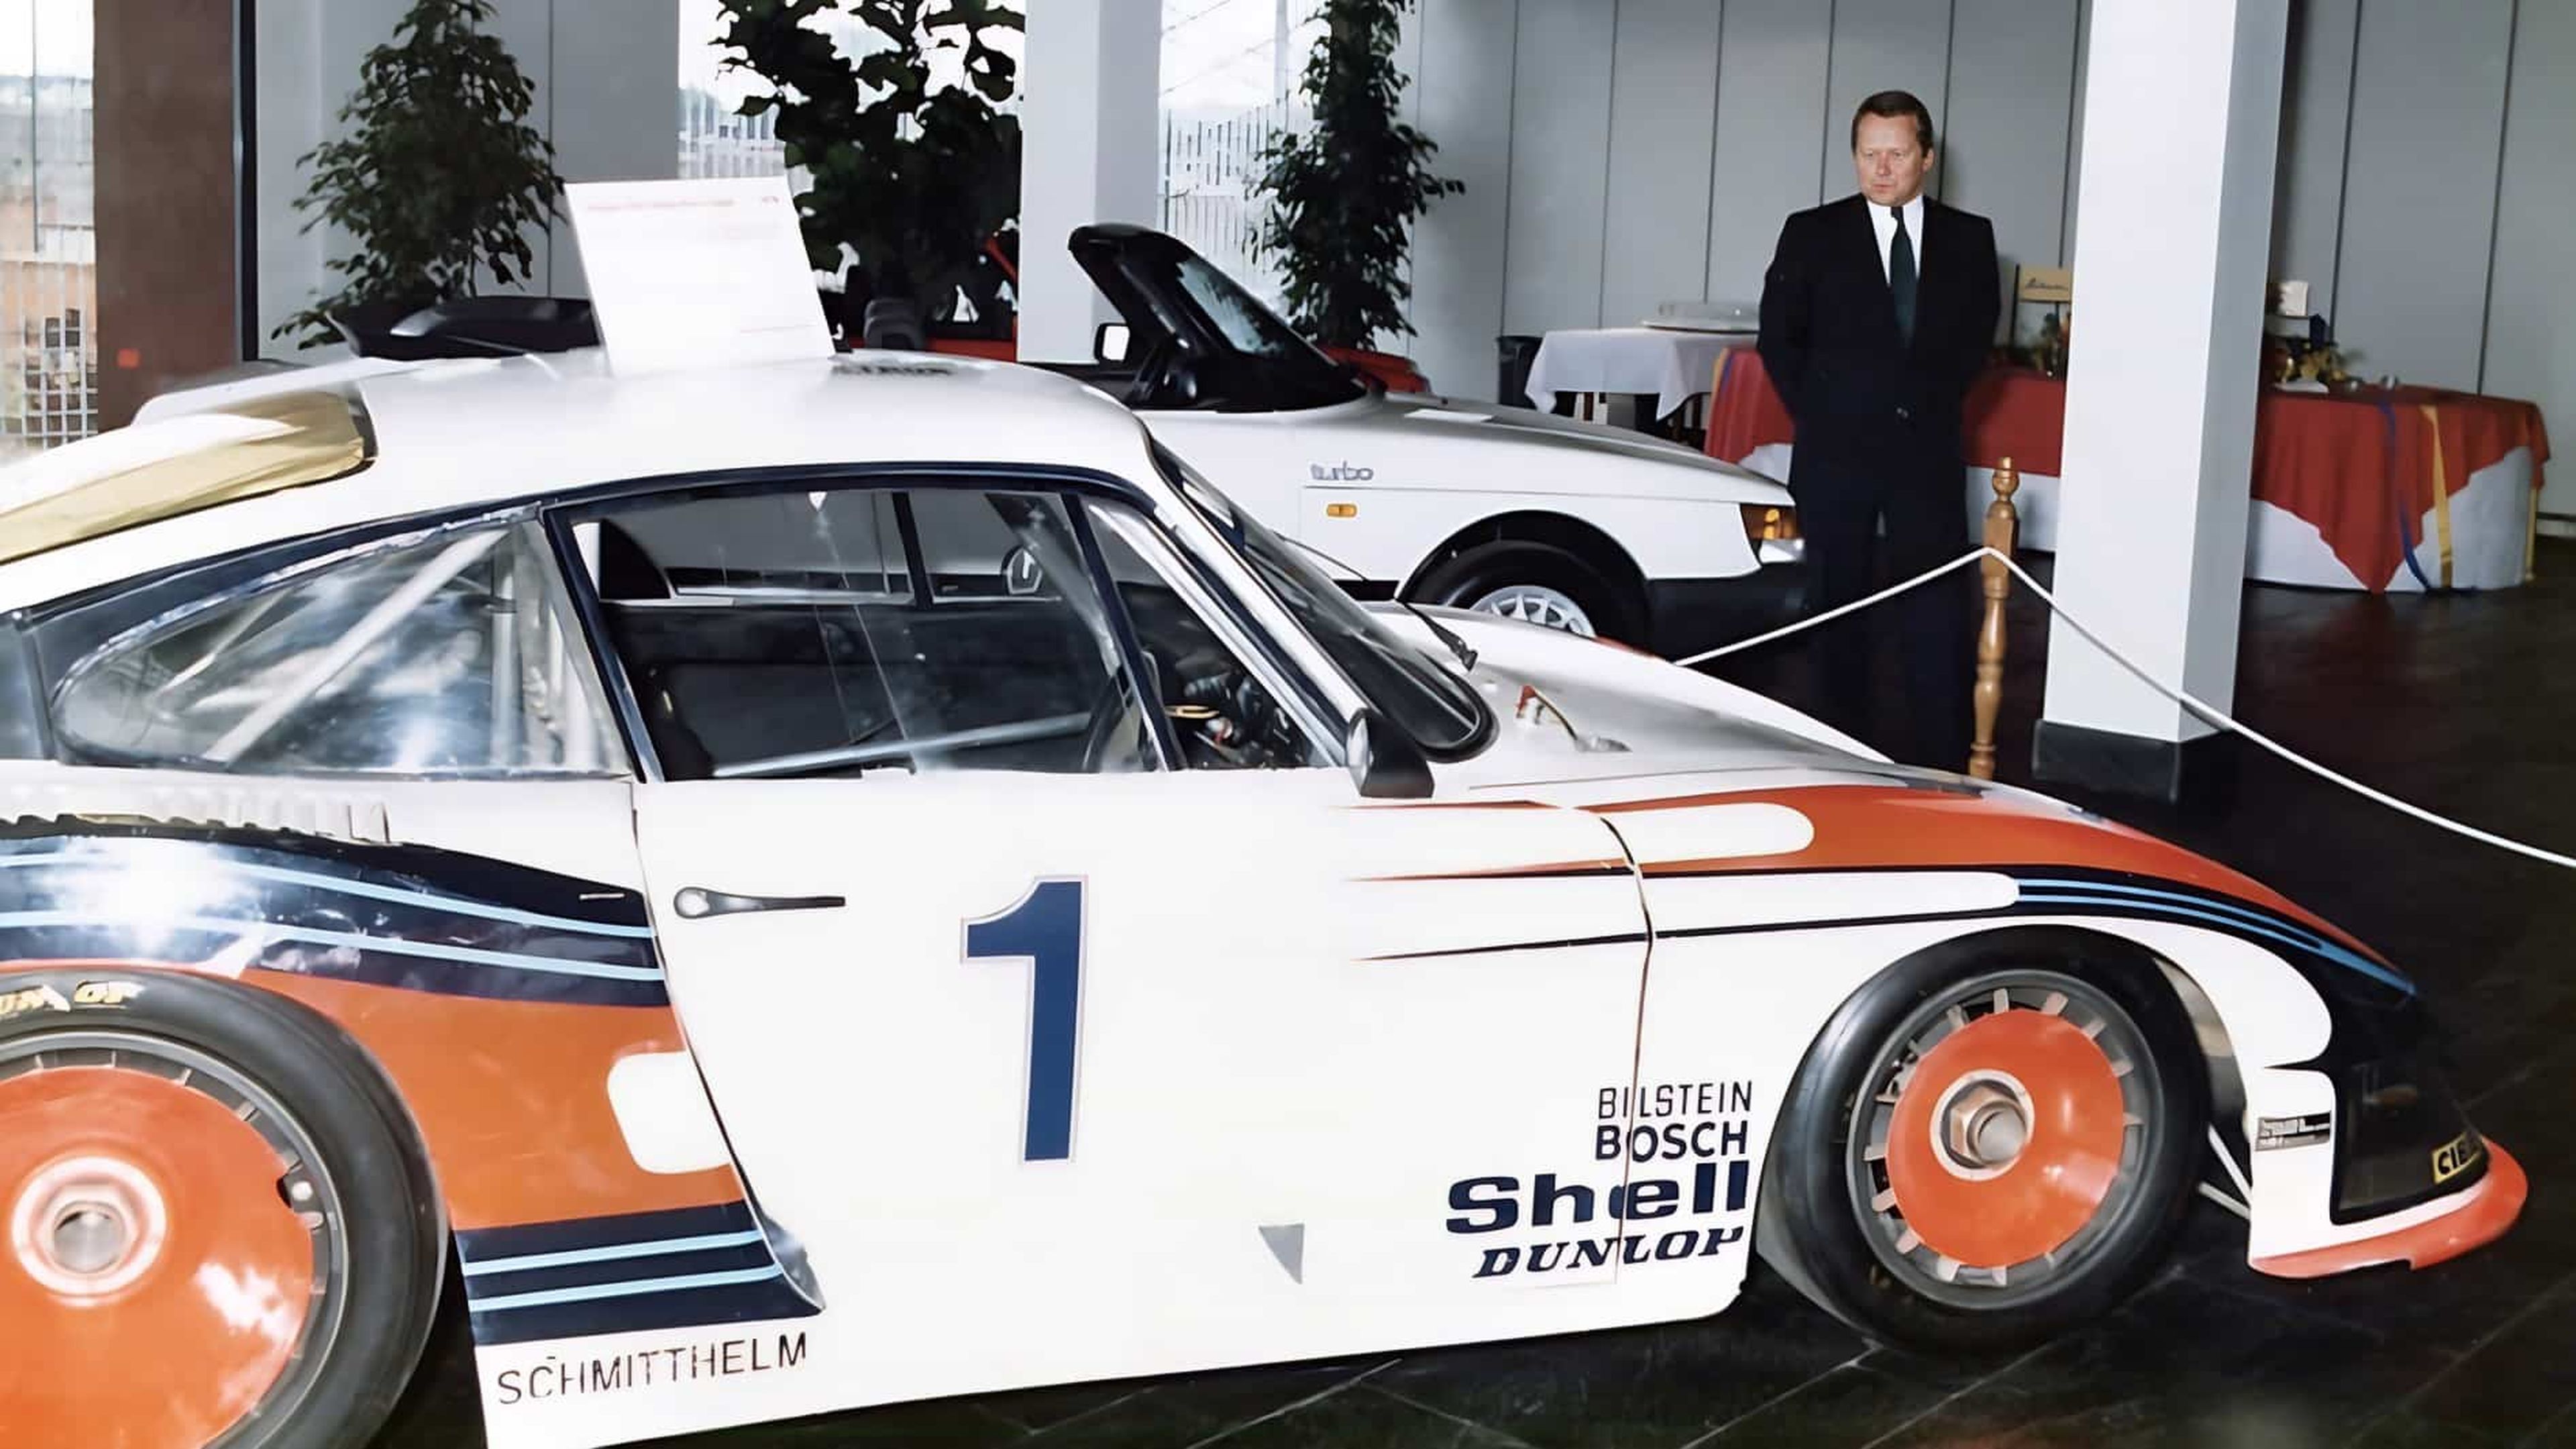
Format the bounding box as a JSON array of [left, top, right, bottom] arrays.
[[1723, 443, 2536, 591], [1527, 327, 1744, 420]]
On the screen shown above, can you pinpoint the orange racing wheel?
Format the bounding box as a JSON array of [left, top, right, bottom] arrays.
[[0, 971, 443, 1448]]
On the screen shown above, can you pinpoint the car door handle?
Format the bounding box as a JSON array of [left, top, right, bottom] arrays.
[[672, 888, 847, 920]]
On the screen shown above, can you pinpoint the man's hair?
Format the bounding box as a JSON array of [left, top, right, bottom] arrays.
[[1851, 90, 1935, 154]]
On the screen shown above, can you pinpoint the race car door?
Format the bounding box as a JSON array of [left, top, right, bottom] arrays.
[[578, 476, 1650, 1401]]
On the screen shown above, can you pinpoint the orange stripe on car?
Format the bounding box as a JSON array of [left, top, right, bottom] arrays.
[[1362, 859, 1631, 882], [246, 970, 743, 1232], [1606, 784, 2383, 964]]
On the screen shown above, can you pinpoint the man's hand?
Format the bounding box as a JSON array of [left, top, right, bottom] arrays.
[[1757, 213, 1811, 423], [1959, 214, 2001, 389]]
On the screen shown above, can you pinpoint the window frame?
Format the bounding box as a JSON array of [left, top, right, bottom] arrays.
[[19, 459, 1362, 788], [545, 464, 1344, 786]]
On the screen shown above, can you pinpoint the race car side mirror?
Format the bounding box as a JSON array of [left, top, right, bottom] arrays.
[[1094, 322, 1132, 364], [1347, 710, 1434, 800]]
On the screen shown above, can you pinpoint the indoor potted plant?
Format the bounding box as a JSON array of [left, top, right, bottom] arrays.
[[1253, 0, 1461, 392], [715, 0, 1023, 350], [275, 0, 571, 357]]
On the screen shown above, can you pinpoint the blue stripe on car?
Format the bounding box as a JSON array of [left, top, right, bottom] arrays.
[[0, 853, 655, 938]]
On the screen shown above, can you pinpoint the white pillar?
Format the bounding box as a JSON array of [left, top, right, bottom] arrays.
[[1020, 0, 1161, 363], [2033, 0, 2289, 799]]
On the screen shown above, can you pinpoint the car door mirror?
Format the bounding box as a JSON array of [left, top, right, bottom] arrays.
[[1346, 710, 1434, 800], [1094, 322, 1133, 365]]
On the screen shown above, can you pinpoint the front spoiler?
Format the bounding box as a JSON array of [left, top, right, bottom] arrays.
[[2249, 1140, 2528, 1280]]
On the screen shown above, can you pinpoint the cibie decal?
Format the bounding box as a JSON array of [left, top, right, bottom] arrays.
[[1309, 462, 1374, 482], [1446, 1079, 1758, 1279], [2432, 1131, 2485, 1185], [492, 1331, 808, 1405]]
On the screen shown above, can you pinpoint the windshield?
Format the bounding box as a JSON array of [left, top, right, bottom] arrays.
[[1138, 251, 1366, 412], [1156, 448, 1490, 757]]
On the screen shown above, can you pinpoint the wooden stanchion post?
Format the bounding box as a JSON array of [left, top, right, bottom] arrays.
[[1970, 457, 2021, 780]]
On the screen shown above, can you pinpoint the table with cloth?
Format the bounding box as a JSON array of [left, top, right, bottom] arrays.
[[1703, 347, 2550, 592], [1526, 326, 1746, 423]]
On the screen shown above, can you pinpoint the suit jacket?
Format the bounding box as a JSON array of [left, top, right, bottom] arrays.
[[1756, 194, 2000, 502]]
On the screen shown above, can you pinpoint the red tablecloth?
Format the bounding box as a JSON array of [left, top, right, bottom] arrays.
[[1705, 349, 2551, 591]]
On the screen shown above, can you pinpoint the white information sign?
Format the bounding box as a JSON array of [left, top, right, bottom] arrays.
[[565, 177, 834, 377]]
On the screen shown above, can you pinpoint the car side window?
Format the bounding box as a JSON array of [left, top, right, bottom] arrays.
[[51, 521, 622, 776], [584, 484, 1158, 782], [1082, 500, 1327, 771]]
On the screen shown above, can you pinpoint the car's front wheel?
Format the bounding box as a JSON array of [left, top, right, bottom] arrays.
[[1412, 541, 1642, 643], [0, 967, 445, 1448], [1756, 935, 2204, 1353]]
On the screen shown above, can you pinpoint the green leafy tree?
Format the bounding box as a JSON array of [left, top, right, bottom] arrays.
[[1254, 0, 1462, 350], [716, 0, 1022, 322], [276, 0, 564, 346]]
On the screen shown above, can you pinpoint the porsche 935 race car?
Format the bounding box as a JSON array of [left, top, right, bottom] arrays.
[[0, 350, 2520, 1449]]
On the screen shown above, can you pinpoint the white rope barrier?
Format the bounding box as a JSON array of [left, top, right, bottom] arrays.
[[1673, 546, 2576, 874]]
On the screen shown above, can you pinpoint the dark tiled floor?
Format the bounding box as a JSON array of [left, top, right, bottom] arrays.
[[378, 541, 2576, 1448]]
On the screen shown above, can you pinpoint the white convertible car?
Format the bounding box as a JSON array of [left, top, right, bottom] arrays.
[[1041, 224, 1805, 651], [0, 352, 2520, 1449]]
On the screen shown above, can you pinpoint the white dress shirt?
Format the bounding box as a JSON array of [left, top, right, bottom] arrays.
[[1868, 196, 1927, 282]]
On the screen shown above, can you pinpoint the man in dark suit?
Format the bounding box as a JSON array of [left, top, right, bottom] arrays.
[[1758, 90, 1999, 769]]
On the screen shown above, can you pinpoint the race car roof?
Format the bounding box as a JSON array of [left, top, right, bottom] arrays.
[[0, 347, 1160, 612]]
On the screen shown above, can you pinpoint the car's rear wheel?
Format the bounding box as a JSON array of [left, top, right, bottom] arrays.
[[1412, 541, 1642, 644], [1757, 938, 2203, 1353], [0, 968, 443, 1448]]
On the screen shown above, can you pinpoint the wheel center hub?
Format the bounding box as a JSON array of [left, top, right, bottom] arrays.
[[1929, 1072, 2035, 1181], [11, 1155, 168, 1297]]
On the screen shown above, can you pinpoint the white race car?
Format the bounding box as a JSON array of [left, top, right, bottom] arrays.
[[0, 352, 2519, 1449], [1038, 224, 1805, 651]]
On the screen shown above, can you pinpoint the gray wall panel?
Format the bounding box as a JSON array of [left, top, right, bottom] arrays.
[[2332, 0, 2513, 392], [1599, 0, 1724, 327], [1817, 0, 1953, 204], [2271, 0, 2357, 324], [1501, 0, 1617, 334], [1408, 0, 1521, 399], [1703, 0, 1831, 306], [1943, 0, 2079, 345], [2483, 0, 2576, 515]]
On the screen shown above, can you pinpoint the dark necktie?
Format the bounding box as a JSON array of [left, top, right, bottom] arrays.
[[1889, 206, 1919, 344]]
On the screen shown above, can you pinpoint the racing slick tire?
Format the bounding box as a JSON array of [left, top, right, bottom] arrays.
[[0, 967, 444, 1448], [1755, 932, 2204, 1354], [1412, 541, 1644, 645]]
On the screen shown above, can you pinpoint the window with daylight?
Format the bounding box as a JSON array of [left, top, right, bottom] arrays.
[[0, 1, 99, 454]]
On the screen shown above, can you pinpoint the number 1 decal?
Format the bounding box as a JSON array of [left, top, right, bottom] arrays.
[[965, 879, 1085, 1161]]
